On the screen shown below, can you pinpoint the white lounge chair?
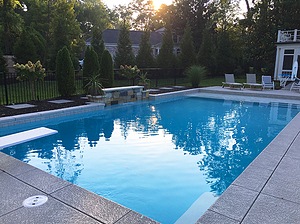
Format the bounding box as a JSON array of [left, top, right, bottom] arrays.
[[262, 76, 274, 90], [290, 61, 299, 91], [243, 74, 263, 90], [222, 74, 243, 89]]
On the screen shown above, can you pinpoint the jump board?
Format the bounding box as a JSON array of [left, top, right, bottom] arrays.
[[0, 127, 58, 149]]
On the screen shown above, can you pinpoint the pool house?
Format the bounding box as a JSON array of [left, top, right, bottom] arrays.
[[274, 29, 300, 81]]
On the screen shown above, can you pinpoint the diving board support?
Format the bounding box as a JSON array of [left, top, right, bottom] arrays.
[[0, 127, 58, 149]]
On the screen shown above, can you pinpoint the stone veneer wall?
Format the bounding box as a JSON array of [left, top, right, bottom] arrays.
[[88, 86, 150, 106]]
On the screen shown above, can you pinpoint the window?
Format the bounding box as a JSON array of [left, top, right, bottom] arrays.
[[282, 49, 294, 70], [283, 55, 293, 70], [284, 49, 294, 54]]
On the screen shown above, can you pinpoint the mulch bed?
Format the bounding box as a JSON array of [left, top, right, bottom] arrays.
[[0, 86, 195, 118]]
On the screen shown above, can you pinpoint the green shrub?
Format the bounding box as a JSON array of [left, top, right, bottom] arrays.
[[56, 46, 76, 96], [82, 46, 100, 90], [100, 50, 114, 88], [186, 65, 206, 87]]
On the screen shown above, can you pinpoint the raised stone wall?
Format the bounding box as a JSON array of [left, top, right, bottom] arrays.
[[88, 86, 150, 106]]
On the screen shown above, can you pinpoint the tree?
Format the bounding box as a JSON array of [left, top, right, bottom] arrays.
[[114, 20, 135, 68], [21, 0, 49, 38], [156, 23, 176, 68], [49, 0, 84, 69], [241, 0, 300, 74], [130, 0, 155, 30], [0, 0, 23, 54], [13, 27, 46, 64], [215, 30, 235, 76], [91, 26, 105, 65], [107, 4, 133, 29], [0, 49, 7, 72], [82, 46, 100, 89], [100, 49, 114, 88], [178, 22, 196, 68], [136, 29, 154, 68], [152, 0, 208, 50], [56, 46, 76, 96], [197, 28, 216, 76], [75, 0, 111, 38]]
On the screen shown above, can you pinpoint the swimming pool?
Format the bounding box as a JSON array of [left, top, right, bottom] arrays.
[[1, 96, 300, 223]]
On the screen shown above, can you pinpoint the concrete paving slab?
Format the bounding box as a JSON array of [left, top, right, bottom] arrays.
[[208, 185, 259, 221], [115, 210, 159, 224], [5, 104, 36, 109], [232, 164, 273, 192], [15, 168, 72, 194], [0, 196, 100, 224], [51, 184, 130, 224], [0, 155, 36, 176], [48, 99, 74, 104], [196, 210, 240, 224], [241, 194, 300, 224], [285, 134, 300, 160], [261, 156, 300, 203], [0, 172, 44, 217], [249, 150, 282, 171]]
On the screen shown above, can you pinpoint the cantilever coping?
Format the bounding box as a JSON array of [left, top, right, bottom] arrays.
[[149, 88, 201, 100]]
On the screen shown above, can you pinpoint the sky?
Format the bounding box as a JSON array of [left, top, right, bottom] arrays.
[[103, 0, 180, 10], [102, 0, 248, 14]]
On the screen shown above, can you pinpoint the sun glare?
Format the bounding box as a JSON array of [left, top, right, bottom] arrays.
[[152, 0, 162, 10], [152, 0, 172, 10]]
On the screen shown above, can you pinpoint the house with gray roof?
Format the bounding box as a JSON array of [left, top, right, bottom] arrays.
[[85, 29, 180, 59]]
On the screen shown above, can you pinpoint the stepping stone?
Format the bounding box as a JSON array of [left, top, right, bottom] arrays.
[[159, 87, 173, 90], [0, 127, 58, 149], [48, 99, 74, 104], [81, 97, 88, 100], [5, 104, 36, 109]]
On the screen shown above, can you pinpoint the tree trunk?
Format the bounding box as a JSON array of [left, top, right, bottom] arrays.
[[245, 0, 250, 12]]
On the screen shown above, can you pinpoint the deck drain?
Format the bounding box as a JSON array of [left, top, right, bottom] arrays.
[[23, 195, 48, 208]]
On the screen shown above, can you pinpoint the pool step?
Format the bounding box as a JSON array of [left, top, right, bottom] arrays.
[[174, 192, 219, 224]]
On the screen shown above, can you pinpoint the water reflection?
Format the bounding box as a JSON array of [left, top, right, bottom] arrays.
[[1, 97, 299, 196]]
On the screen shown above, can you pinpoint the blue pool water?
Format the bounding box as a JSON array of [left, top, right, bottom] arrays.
[[1, 96, 300, 223]]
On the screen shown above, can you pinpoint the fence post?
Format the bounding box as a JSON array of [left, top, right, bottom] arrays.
[[156, 69, 158, 87], [174, 69, 177, 86], [3, 72, 9, 105]]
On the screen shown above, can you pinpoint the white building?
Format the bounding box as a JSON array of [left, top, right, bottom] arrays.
[[274, 29, 300, 80]]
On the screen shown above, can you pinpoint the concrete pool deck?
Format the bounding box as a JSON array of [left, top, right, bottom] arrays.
[[1, 86, 300, 223]]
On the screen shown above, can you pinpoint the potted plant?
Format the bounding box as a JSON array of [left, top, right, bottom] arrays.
[[85, 74, 106, 103], [138, 72, 150, 90]]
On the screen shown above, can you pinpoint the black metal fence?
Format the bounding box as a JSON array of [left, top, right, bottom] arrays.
[[0, 68, 186, 105], [0, 70, 84, 105]]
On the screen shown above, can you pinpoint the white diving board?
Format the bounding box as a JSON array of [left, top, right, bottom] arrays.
[[0, 127, 58, 149]]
